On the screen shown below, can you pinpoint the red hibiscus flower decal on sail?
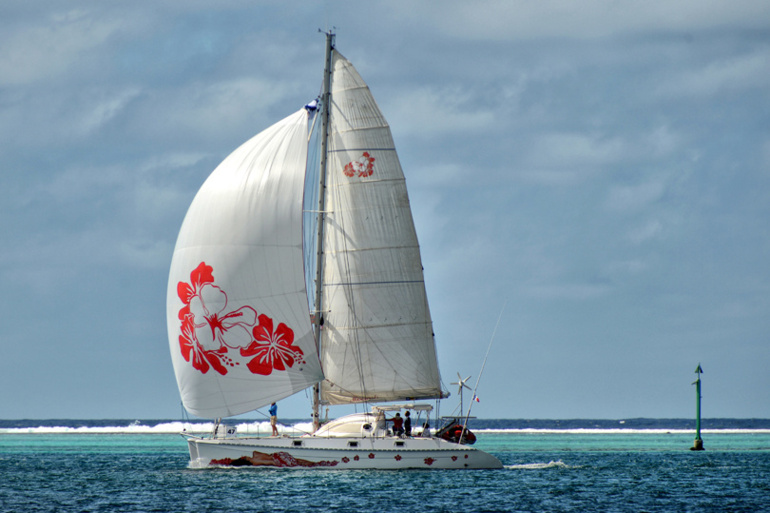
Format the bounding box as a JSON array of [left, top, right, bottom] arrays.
[[177, 262, 215, 319], [179, 314, 230, 375], [343, 152, 375, 177], [176, 262, 306, 377], [240, 314, 306, 375], [188, 283, 257, 351], [176, 262, 257, 375]]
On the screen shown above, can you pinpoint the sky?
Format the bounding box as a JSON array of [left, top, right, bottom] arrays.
[[1, 0, 768, 421]]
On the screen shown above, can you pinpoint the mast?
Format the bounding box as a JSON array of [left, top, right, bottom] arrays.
[[691, 363, 704, 450], [311, 30, 335, 432]]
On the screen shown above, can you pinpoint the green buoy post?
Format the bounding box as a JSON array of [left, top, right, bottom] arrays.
[[691, 363, 704, 451]]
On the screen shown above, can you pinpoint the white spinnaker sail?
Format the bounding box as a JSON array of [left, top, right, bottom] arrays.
[[319, 50, 444, 404], [167, 109, 324, 418]]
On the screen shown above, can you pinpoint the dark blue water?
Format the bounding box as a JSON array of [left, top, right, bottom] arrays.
[[1, 420, 768, 512]]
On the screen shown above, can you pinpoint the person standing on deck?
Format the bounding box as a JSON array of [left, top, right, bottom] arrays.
[[269, 402, 278, 436], [404, 410, 412, 436]]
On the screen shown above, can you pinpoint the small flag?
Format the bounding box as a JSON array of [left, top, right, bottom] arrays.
[[473, 395, 480, 403]]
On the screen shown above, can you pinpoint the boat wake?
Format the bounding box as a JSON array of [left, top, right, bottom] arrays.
[[505, 460, 571, 470]]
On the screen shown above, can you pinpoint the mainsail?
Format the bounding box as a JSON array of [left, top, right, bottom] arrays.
[[319, 50, 444, 404], [167, 110, 324, 418]]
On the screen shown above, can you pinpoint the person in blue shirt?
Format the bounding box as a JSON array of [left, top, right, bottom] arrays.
[[269, 403, 278, 436]]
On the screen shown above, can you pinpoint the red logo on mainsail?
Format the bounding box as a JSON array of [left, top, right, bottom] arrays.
[[343, 152, 375, 177], [176, 262, 305, 376]]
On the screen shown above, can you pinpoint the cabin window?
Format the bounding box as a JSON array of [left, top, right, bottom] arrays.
[[395, 441, 405, 447], [348, 441, 359, 448], [292, 440, 303, 447]]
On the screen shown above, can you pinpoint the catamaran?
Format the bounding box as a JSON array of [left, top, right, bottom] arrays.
[[166, 32, 502, 469]]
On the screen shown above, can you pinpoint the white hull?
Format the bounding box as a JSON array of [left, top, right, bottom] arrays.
[[186, 435, 502, 469]]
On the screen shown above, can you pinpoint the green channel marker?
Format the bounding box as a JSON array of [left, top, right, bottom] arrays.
[[691, 363, 704, 451]]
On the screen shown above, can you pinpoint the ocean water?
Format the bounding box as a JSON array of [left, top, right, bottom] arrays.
[[1, 419, 768, 512]]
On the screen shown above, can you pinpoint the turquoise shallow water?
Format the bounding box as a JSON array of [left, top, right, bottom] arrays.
[[1, 429, 768, 512], [478, 431, 770, 453]]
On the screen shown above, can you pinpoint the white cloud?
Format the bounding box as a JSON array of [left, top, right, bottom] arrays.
[[401, 0, 770, 41], [119, 238, 174, 269], [527, 282, 612, 301], [657, 48, 770, 98], [607, 259, 649, 276], [76, 88, 142, 136], [137, 152, 211, 175], [128, 78, 299, 145], [0, 9, 121, 86], [642, 125, 683, 159], [517, 132, 626, 185], [605, 180, 666, 212], [626, 219, 664, 245], [387, 86, 495, 138]]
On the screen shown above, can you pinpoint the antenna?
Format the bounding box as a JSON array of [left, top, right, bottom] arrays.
[[461, 301, 507, 438]]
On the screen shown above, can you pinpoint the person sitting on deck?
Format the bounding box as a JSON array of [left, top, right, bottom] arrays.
[[387, 412, 404, 436]]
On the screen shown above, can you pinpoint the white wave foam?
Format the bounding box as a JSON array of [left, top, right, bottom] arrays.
[[505, 460, 570, 470], [1, 421, 198, 435], [0, 420, 317, 435]]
